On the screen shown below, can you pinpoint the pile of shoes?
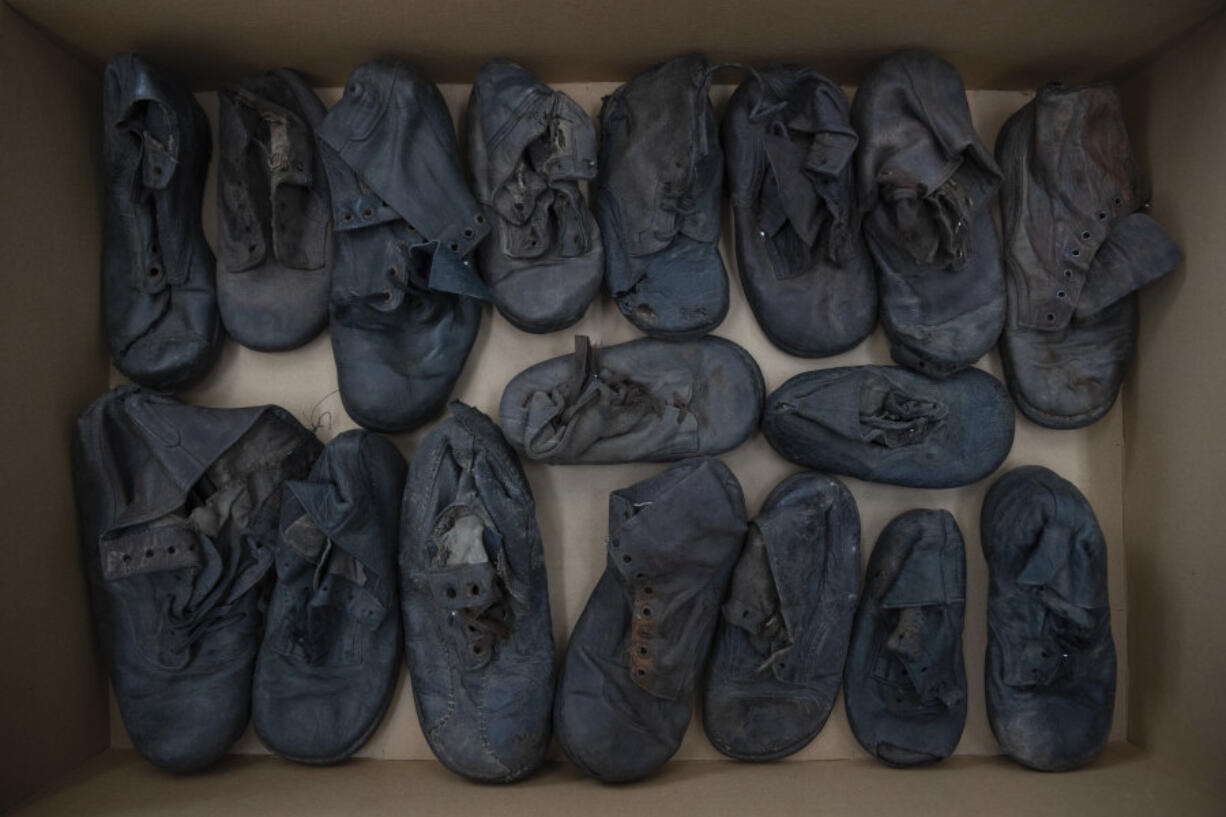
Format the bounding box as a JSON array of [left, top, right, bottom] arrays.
[[81, 44, 1167, 782]]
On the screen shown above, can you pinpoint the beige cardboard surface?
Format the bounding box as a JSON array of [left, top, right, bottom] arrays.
[[14, 744, 1226, 817], [1120, 13, 1226, 799], [6, 0, 1224, 89], [0, 5, 110, 811], [103, 83, 1130, 761]]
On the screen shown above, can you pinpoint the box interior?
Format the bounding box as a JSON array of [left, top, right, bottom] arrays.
[[2, 0, 1224, 813]]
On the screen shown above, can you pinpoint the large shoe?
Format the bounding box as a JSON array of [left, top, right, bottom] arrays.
[[761, 365, 1013, 488], [703, 471, 860, 761], [217, 69, 332, 352], [996, 83, 1180, 429], [499, 334, 764, 464], [981, 466, 1116, 771], [318, 60, 491, 432], [724, 65, 876, 357], [467, 59, 603, 333], [597, 53, 729, 338], [853, 51, 1005, 377], [72, 387, 321, 772], [252, 430, 406, 764], [102, 53, 222, 389], [554, 458, 747, 781], [844, 509, 967, 766], [400, 402, 555, 783]]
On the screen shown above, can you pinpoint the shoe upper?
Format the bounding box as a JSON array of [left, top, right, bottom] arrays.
[[216, 69, 333, 352], [724, 65, 876, 357], [400, 402, 555, 783], [252, 430, 406, 764], [102, 53, 222, 390], [498, 334, 764, 464], [853, 50, 1005, 377], [996, 83, 1180, 428], [844, 509, 967, 766], [554, 457, 747, 782], [597, 53, 729, 338], [72, 386, 321, 772], [981, 466, 1116, 771], [703, 471, 861, 761], [467, 59, 604, 333], [318, 60, 491, 432], [761, 365, 1014, 488]]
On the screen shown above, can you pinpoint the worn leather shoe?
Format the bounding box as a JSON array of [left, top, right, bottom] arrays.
[[400, 402, 555, 782], [72, 386, 321, 772], [853, 51, 1005, 377], [761, 365, 1013, 488], [724, 65, 876, 357], [499, 334, 764, 464], [845, 509, 967, 766], [703, 471, 860, 761], [467, 59, 603, 333], [318, 60, 491, 432], [982, 466, 1116, 771], [555, 457, 747, 781], [997, 83, 1180, 429], [252, 430, 406, 764], [217, 69, 332, 352], [103, 53, 222, 389]]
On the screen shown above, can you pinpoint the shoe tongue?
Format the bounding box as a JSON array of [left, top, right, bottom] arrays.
[[722, 525, 781, 635], [1017, 521, 1107, 612], [1075, 212, 1180, 319], [882, 531, 957, 609]]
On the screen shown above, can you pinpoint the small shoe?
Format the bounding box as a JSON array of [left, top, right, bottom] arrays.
[[102, 53, 222, 389], [597, 53, 729, 338], [217, 69, 332, 351], [499, 334, 764, 464], [467, 59, 603, 333], [253, 430, 406, 764], [72, 386, 321, 772], [724, 65, 876, 357], [554, 457, 747, 781], [318, 60, 491, 432], [981, 466, 1116, 771], [703, 471, 860, 761], [853, 51, 1006, 377], [997, 83, 1180, 429], [844, 509, 967, 767], [761, 365, 1013, 488], [400, 402, 555, 783]]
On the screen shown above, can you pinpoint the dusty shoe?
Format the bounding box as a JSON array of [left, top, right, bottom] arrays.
[[853, 51, 1005, 377], [318, 60, 491, 432], [72, 386, 321, 772], [724, 65, 876, 357], [102, 53, 222, 389], [761, 365, 1013, 488], [217, 69, 332, 351], [844, 509, 967, 766], [555, 457, 747, 781], [253, 430, 406, 764], [997, 83, 1179, 429], [499, 334, 764, 464], [981, 466, 1116, 771], [400, 402, 555, 783], [597, 53, 730, 338], [467, 59, 603, 333], [703, 472, 860, 761]]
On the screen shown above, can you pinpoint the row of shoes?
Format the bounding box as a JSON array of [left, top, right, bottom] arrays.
[[102, 49, 1178, 434], [74, 387, 1114, 780]]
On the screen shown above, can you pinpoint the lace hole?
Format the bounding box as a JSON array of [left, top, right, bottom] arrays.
[[472, 645, 483, 655], [167, 547, 175, 554], [1072, 249, 1081, 257], [362, 207, 374, 218], [1046, 313, 1056, 322], [1057, 290, 1066, 298], [144, 549, 153, 558], [1097, 211, 1108, 220], [147, 266, 161, 278], [381, 290, 394, 304], [643, 586, 653, 595], [445, 586, 457, 599], [741, 610, 749, 618], [622, 555, 632, 563], [449, 241, 460, 253], [641, 607, 652, 618], [636, 668, 646, 677], [122, 555, 131, 562], [638, 646, 648, 656], [1114, 195, 1123, 205], [342, 212, 354, 223], [463, 227, 475, 239], [474, 214, 485, 225], [469, 584, 480, 596], [1064, 269, 1073, 279], [1081, 230, 1091, 240]]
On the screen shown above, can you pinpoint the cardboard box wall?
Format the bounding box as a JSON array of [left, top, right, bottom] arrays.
[[0, 1, 1223, 813]]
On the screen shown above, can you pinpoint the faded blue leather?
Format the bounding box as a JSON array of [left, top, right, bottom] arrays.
[[72, 387, 321, 772], [845, 509, 967, 766], [253, 430, 406, 764], [703, 471, 860, 761], [400, 402, 555, 783]]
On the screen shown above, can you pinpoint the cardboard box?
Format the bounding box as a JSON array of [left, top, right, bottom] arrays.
[[1, 1, 1222, 813]]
